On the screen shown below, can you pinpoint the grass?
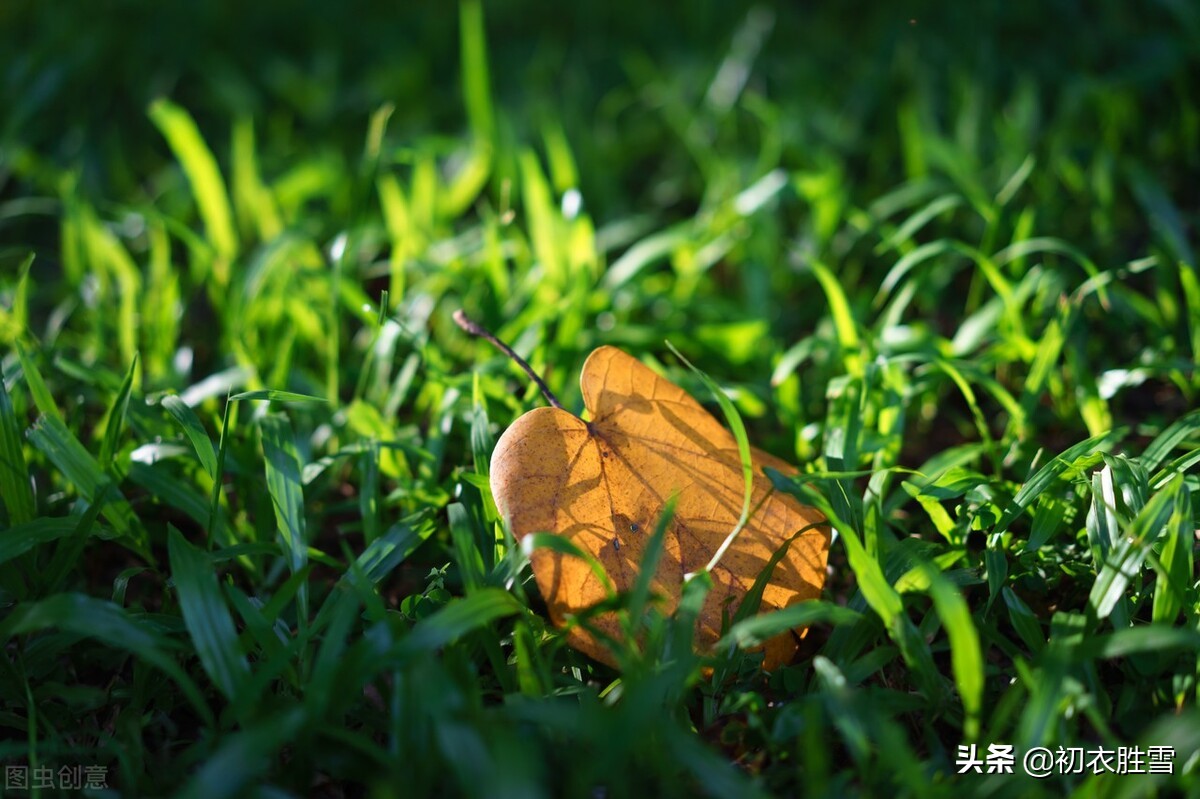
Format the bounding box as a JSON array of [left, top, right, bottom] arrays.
[[2, 1, 1200, 796]]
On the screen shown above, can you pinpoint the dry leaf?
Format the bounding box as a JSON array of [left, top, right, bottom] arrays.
[[490, 345, 830, 668]]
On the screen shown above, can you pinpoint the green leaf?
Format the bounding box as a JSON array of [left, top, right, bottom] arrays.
[[810, 260, 862, 375], [15, 342, 62, 424], [162, 395, 219, 479], [307, 588, 360, 720], [719, 600, 861, 650], [995, 431, 1115, 535], [1142, 408, 1200, 474], [1081, 626, 1200, 660], [168, 527, 250, 703], [459, 0, 495, 143], [0, 517, 92, 566], [128, 462, 212, 528], [229, 389, 328, 403], [1089, 475, 1182, 622], [260, 414, 309, 620], [44, 481, 113, 590], [919, 562, 983, 742], [1151, 480, 1193, 625], [26, 414, 143, 548], [174, 708, 304, 799], [0, 373, 34, 523], [397, 588, 523, 655], [0, 593, 212, 725], [347, 519, 432, 585], [208, 394, 235, 542], [148, 98, 238, 265], [1001, 587, 1045, 654], [1087, 463, 1121, 566], [99, 352, 138, 471], [448, 502, 486, 593]]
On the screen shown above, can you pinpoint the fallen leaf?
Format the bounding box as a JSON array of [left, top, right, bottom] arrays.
[[490, 345, 830, 668]]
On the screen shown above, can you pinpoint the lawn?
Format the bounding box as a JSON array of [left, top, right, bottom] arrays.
[[1, 1, 1199, 796]]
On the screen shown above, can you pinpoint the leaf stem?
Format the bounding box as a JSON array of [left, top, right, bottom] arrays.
[[454, 310, 565, 410]]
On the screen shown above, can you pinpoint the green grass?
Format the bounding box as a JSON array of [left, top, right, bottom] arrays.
[[2, 1, 1200, 796]]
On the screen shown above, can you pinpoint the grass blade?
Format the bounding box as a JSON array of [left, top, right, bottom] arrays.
[[26, 414, 143, 549], [995, 431, 1115, 535], [920, 561, 983, 742], [809, 260, 862, 375], [1089, 475, 1181, 623], [1151, 479, 1193, 624], [346, 519, 432, 585], [168, 526, 250, 703], [626, 493, 676, 628], [15, 342, 62, 424], [1001, 587, 1045, 654], [1141, 408, 1200, 474], [229, 389, 328, 403], [719, 600, 861, 650], [459, 0, 495, 144], [448, 501, 486, 593], [0, 372, 34, 523], [148, 98, 238, 268], [397, 588, 523, 655], [175, 708, 304, 799], [0, 517, 88, 566], [0, 593, 212, 725], [99, 353, 138, 471], [260, 414, 309, 620], [162, 394, 218, 479]]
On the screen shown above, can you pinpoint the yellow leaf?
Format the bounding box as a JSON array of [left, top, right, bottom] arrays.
[[490, 346, 830, 668]]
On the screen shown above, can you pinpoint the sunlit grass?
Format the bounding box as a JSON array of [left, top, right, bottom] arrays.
[[1, 1, 1199, 796]]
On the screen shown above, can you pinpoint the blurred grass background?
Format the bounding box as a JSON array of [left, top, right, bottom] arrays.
[[1, 0, 1200, 796]]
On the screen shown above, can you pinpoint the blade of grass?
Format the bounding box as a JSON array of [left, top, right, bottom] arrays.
[[395, 588, 523, 655], [260, 414, 309, 624], [207, 394, 234, 545], [521, 531, 616, 597], [1150, 480, 1192, 624], [168, 526, 250, 704], [1089, 475, 1183, 623], [1001, 587, 1046, 654], [448, 502, 486, 593], [719, 600, 861, 650], [148, 99, 238, 270], [43, 481, 111, 591], [15, 342, 62, 424], [0, 593, 212, 726], [918, 561, 983, 742], [1141, 408, 1200, 474], [459, 0, 495, 144], [98, 353, 138, 472], [174, 708, 305, 799], [809, 260, 862, 375], [626, 493, 676, 628], [26, 414, 144, 551], [995, 431, 1117, 535], [0, 372, 34, 523], [345, 519, 432, 586], [0, 517, 91, 566], [162, 395, 218, 480], [229, 389, 328, 403]]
